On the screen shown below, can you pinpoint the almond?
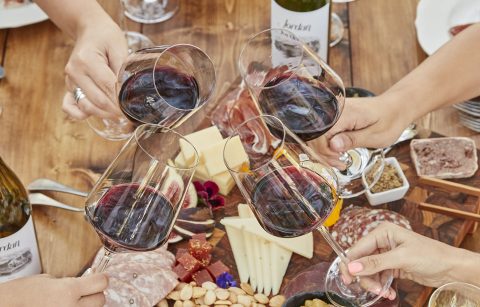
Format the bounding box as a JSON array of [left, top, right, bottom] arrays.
[[237, 294, 253, 306], [157, 299, 168, 307], [202, 281, 218, 291], [190, 281, 197, 286], [183, 300, 195, 307], [195, 297, 205, 305], [175, 282, 188, 291], [269, 295, 286, 307], [180, 284, 193, 301], [204, 290, 217, 305], [193, 287, 207, 299], [215, 289, 230, 300], [173, 301, 183, 307], [167, 291, 180, 301], [232, 304, 244, 307], [240, 283, 254, 296], [228, 287, 246, 295], [215, 300, 232, 305], [228, 292, 238, 304], [254, 293, 269, 304]]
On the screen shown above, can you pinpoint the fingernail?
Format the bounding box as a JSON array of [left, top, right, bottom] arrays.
[[347, 262, 364, 274], [330, 137, 344, 151]]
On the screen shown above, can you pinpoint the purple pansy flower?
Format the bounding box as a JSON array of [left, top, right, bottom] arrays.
[[216, 272, 237, 289], [193, 180, 225, 211]]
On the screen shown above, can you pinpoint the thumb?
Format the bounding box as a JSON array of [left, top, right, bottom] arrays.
[[347, 250, 401, 276], [329, 129, 371, 152]]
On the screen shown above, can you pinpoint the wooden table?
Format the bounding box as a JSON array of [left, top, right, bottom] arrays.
[[0, 0, 479, 286]]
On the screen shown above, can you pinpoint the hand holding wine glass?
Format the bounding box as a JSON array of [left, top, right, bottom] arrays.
[[84, 124, 198, 272], [238, 28, 384, 198], [87, 44, 216, 140], [223, 115, 393, 306]]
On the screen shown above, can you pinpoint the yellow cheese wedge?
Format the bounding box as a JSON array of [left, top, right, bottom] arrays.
[[180, 126, 223, 165]]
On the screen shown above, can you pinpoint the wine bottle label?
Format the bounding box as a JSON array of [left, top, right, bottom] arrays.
[[0, 216, 41, 282], [271, 0, 330, 62]]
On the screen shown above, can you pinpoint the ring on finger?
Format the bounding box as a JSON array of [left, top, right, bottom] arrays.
[[73, 87, 86, 103]]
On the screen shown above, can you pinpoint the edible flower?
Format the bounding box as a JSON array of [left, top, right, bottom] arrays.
[[216, 272, 237, 289], [193, 180, 225, 211]]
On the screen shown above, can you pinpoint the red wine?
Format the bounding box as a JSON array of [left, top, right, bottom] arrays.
[[119, 66, 199, 125], [88, 183, 175, 251], [251, 166, 335, 237], [259, 73, 339, 141]]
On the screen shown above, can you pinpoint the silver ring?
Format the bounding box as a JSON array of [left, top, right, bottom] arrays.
[[73, 87, 86, 103]]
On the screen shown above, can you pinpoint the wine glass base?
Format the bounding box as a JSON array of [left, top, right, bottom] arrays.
[[330, 12, 345, 47], [86, 116, 134, 141], [325, 255, 393, 307], [125, 31, 155, 53], [124, 6, 178, 24]]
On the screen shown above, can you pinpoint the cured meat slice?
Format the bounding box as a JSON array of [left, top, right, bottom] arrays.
[[91, 247, 175, 270], [410, 137, 478, 179], [330, 205, 411, 250], [106, 262, 178, 306], [104, 278, 151, 307]]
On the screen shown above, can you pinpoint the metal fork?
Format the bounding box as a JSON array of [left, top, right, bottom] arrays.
[[29, 193, 84, 212], [28, 178, 88, 197]]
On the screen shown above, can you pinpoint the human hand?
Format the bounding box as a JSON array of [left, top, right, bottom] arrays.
[[326, 96, 411, 153], [343, 222, 470, 291], [63, 19, 128, 120], [0, 273, 108, 306]]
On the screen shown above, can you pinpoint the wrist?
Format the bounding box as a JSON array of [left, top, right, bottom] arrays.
[[446, 247, 480, 287], [74, 5, 117, 39]]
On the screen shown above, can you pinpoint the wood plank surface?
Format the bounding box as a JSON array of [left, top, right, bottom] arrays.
[[0, 0, 479, 304]]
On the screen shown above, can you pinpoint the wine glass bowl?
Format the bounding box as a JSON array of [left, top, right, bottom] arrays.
[[85, 124, 198, 271], [224, 115, 339, 238], [238, 28, 345, 142], [89, 44, 216, 140]]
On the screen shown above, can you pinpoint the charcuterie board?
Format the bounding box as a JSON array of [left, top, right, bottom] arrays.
[[167, 126, 480, 307]]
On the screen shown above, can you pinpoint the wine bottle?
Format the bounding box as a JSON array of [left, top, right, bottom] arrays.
[[271, 0, 331, 62], [0, 156, 41, 282]]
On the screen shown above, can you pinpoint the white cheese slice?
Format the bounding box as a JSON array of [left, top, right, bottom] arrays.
[[222, 217, 313, 259], [270, 242, 292, 295], [223, 224, 249, 283], [260, 239, 272, 296], [180, 126, 223, 165], [241, 225, 258, 291], [251, 233, 264, 294], [238, 203, 254, 218]]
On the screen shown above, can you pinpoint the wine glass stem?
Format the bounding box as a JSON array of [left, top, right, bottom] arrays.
[[94, 250, 112, 273], [317, 225, 350, 264]]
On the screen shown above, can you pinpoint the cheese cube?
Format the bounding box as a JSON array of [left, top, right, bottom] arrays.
[[202, 136, 248, 177], [214, 171, 236, 195], [180, 126, 223, 165]]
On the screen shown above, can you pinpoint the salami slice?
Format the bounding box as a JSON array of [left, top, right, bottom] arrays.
[[104, 278, 151, 307], [331, 205, 411, 250], [107, 262, 178, 306]]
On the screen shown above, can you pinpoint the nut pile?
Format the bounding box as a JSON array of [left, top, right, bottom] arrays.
[[159, 281, 286, 307], [301, 298, 333, 307]]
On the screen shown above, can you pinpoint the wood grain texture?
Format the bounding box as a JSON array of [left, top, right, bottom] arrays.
[[0, 30, 6, 62], [1, 0, 479, 300]]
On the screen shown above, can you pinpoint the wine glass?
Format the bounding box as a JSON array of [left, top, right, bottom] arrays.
[[87, 44, 216, 140], [122, 0, 179, 24], [223, 115, 393, 306], [238, 28, 384, 198], [84, 123, 198, 272]]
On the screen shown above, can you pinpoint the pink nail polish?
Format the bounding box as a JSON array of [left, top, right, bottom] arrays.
[[348, 262, 364, 274]]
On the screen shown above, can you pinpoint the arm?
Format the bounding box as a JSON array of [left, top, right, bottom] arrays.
[[0, 273, 108, 306], [35, 0, 128, 119], [345, 222, 480, 290], [327, 24, 480, 152]]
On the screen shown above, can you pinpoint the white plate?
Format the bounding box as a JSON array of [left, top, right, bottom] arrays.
[[415, 0, 480, 55], [0, 3, 48, 29]]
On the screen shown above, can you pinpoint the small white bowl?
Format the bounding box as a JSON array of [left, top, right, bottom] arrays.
[[363, 157, 409, 206]]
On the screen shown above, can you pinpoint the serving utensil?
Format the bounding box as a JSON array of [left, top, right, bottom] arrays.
[[29, 193, 84, 212], [28, 178, 88, 197]]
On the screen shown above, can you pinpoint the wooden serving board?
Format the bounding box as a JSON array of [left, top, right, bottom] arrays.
[[170, 129, 480, 307]]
